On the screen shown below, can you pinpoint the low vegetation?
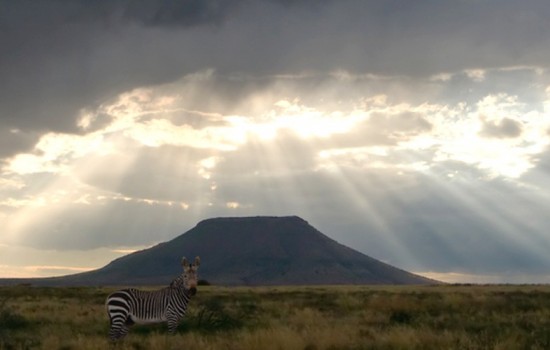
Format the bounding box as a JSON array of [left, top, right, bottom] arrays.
[[1, 284, 550, 349]]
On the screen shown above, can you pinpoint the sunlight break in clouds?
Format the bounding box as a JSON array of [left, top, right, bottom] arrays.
[[2, 67, 550, 282], [419, 271, 550, 285], [3, 0, 550, 284]]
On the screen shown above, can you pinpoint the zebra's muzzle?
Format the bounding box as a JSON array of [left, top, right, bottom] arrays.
[[189, 287, 197, 296]]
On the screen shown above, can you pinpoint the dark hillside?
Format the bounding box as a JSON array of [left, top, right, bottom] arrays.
[[0, 216, 436, 286]]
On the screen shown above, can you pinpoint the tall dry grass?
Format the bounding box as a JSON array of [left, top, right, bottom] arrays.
[[1, 284, 550, 349]]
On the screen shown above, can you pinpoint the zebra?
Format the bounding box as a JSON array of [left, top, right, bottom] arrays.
[[105, 256, 200, 340]]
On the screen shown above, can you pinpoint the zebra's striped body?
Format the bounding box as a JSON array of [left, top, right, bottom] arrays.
[[105, 256, 200, 340]]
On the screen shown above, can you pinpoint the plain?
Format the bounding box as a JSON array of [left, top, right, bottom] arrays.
[[1, 284, 550, 350]]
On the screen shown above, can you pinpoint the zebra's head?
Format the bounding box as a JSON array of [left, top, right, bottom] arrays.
[[180, 256, 200, 296]]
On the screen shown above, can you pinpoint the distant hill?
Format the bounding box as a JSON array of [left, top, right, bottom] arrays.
[[0, 216, 437, 286]]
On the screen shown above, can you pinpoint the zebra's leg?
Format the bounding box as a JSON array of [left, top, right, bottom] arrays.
[[166, 312, 181, 334], [108, 315, 130, 340], [108, 324, 124, 340], [109, 323, 130, 341], [167, 319, 179, 333], [118, 324, 130, 339], [106, 295, 133, 341]]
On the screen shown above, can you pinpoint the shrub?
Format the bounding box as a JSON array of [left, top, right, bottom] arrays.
[[389, 310, 414, 325], [0, 298, 29, 331], [0, 297, 33, 349], [187, 298, 244, 332]]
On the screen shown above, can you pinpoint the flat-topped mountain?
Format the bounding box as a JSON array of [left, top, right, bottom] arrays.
[[1, 216, 436, 286]]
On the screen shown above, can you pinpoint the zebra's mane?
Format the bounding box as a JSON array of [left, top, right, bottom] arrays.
[[169, 274, 186, 289]]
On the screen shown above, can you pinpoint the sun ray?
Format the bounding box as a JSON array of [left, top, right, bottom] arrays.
[[2, 66, 550, 281]]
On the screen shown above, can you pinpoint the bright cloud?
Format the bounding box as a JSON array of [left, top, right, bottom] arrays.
[[3, 1, 550, 283], [2, 71, 550, 255]]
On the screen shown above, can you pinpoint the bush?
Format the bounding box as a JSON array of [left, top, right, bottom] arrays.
[[389, 310, 413, 325], [187, 298, 244, 332], [0, 298, 29, 330], [0, 297, 33, 349]]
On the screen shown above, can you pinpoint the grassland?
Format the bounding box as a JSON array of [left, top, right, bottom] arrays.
[[1, 284, 550, 349]]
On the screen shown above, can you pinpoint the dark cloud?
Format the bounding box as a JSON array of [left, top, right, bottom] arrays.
[[480, 117, 523, 138], [0, 129, 38, 158], [367, 112, 432, 139], [75, 143, 214, 202], [325, 112, 433, 148], [11, 198, 200, 250], [522, 145, 550, 190], [121, 0, 242, 27], [3, 0, 550, 281], [2, 0, 550, 143], [433, 67, 549, 108]]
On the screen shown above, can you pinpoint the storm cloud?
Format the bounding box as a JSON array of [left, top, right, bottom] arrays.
[[2, 1, 550, 282]]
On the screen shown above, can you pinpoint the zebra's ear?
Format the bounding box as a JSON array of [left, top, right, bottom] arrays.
[[194, 256, 201, 267], [182, 257, 189, 268]]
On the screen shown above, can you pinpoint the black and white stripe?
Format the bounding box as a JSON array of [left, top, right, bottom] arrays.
[[105, 256, 200, 340]]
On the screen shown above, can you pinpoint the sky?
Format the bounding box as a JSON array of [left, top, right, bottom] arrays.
[[2, 0, 550, 283]]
